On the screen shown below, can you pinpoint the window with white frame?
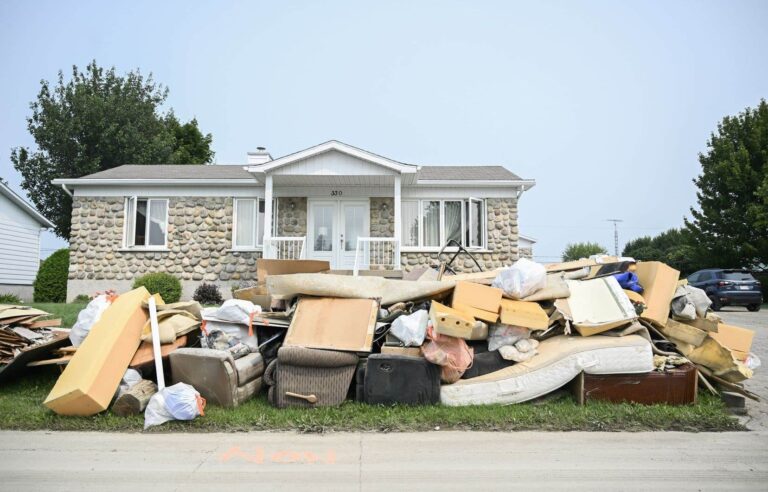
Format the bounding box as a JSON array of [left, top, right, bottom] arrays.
[[400, 199, 486, 249], [232, 198, 276, 249], [125, 197, 169, 248]]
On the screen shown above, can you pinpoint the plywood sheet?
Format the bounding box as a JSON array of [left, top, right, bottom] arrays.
[[284, 297, 378, 352]]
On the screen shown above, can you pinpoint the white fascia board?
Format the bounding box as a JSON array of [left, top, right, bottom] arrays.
[[246, 140, 418, 174], [52, 178, 259, 186], [415, 179, 536, 188]]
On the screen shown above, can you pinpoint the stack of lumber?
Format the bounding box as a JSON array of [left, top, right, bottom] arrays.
[[0, 305, 64, 364]]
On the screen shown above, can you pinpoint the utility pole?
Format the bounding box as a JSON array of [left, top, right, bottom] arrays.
[[606, 219, 623, 256]]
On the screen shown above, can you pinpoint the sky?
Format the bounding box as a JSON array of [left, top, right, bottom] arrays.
[[1, 0, 766, 261]]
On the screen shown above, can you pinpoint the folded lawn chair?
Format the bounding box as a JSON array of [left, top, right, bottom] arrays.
[[263, 346, 358, 408]]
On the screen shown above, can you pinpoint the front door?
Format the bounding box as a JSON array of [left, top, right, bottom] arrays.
[[307, 200, 369, 269]]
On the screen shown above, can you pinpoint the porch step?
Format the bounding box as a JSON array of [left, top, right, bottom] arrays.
[[328, 269, 404, 279]]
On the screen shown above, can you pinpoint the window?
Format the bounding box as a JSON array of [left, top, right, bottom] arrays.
[[400, 199, 485, 249], [233, 198, 274, 249], [699, 271, 713, 282], [125, 197, 168, 248]]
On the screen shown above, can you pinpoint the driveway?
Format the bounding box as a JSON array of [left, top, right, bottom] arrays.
[[718, 307, 767, 430], [0, 430, 766, 491]]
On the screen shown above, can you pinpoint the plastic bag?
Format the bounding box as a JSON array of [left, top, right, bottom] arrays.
[[421, 322, 473, 383], [69, 294, 112, 347], [487, 323, 531, 351], [499, 338, 539, 362], [671, 285, 712, 320], [202, 299, 261, 325], [745, 353, 761, 371], [144, 383, 205, 430], [116, 368, 142, 399], [491, 258, 546, 299], [390, 309, 429, 346]]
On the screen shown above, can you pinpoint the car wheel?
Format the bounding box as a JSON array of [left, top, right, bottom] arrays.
[[747, 304, 761, 312], [709, 296, 721, 311]]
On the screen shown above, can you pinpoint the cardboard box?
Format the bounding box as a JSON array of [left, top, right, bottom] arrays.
[[256, 259, 330, 282], [677, 313, 719, 332], [658, 318, 708, 347], [634, 261, 680, 326], [285, 297, 378, 352], [381, 346, 423, 357], [452, 302, 499, 323], [452, 281, 503, 313], [430, 301, 477, 339], [499, 299, 548, 330], [710, 323, 754, 361], [43, 287, 151, 416]]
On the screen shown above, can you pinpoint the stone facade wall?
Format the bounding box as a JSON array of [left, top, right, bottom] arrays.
[[400, 197, 519, 273], [67, 196, 261, 301], [369, 197, 394, 237], [275, 197, 307, 237]]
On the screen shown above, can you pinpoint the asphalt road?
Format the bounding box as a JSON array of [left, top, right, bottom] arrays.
[[0, 430, 766, 491], [718, 307, 767, 430]]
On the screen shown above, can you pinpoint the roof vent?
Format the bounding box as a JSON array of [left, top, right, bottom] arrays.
[[247, 147, 272, 165]]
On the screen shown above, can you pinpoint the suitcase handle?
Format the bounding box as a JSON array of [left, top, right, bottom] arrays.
[[285, 391, 318, 404]]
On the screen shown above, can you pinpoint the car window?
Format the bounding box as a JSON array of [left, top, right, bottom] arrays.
[[688, 273, 700, 283], [699, 271, 712, 281], [723, 271, 756, 281]]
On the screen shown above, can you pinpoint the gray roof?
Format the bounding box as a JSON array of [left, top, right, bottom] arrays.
[[81, 165, 254, 180], [76, 164, 523, 182], [417, 165, 521, 181]]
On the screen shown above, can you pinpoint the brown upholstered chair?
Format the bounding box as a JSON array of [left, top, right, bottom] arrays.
[[263, 346, 358, 408], [169, 347, 264, 408]]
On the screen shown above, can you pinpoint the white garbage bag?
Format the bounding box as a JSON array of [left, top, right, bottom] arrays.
[[390, 310, 429, 346], [116, 368, 142, 399], [144, 383, 205, 430], [69, 294, 112, 347], [201, 299, 261, 325], [491, 258, 547, 299]]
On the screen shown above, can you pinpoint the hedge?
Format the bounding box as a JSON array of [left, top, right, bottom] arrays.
[[133, 272, 182, 303], [33, 249, 69, 303]]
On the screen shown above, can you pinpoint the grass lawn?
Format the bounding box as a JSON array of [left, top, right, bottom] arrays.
[[30, 302, 86, 328], [4, 303, 742, 433]]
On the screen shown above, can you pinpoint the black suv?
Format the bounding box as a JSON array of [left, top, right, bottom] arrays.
[[687, 269, 763, 312]]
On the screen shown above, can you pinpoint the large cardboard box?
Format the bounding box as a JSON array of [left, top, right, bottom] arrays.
[[284, 297, 378, 352], [710, 323, 754, 361], [635, 261, 680, 326], [256, 259, 330, 282], [43, 287, 151, 416]]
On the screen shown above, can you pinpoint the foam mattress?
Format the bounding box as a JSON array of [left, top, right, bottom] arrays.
[[440, 335, 653, 406]]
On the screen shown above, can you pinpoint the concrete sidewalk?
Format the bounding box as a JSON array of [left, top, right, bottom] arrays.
[[1, 430, 766, 491]]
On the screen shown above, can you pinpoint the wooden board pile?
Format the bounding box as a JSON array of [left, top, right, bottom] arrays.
[[0, 305, 64, 364]]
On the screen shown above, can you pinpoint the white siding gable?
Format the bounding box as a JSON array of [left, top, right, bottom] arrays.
[[270, 150, 398, 177], [0, 193, 42, 285]]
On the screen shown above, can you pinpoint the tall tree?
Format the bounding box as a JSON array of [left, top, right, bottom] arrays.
[[562, 242, 608, 262], [622, 228, 703, 275], [11, 61, 214, 238], [685, 100, 768, 270]]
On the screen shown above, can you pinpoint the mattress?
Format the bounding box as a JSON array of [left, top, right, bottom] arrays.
[[440, 334, 653, 406]]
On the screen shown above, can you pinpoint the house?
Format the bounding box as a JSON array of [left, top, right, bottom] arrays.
[[518, 235, 537, 259], [0, 181, 55, 301], [53, 141, 535, 301]]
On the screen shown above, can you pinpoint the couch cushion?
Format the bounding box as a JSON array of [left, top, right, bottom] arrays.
[[234, 352, 265, 384]]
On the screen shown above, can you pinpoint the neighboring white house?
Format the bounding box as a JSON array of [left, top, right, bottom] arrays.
[[518, 234, 537, 259], [54, 141, 536, 300], [0, 181, 55, 301]]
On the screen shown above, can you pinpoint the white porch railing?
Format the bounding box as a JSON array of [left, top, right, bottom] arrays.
[[264, 236, 306, 260], [353, 237, 401, 276]]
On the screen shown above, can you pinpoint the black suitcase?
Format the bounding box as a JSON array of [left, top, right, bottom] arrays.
[[363, 354, 441, 405]]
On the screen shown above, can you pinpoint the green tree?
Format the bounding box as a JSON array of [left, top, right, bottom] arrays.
[[622, 228, 703, 275], [11, 61, 214, 238], [685, 99, 768, 270], [562, 242, 608, 262]]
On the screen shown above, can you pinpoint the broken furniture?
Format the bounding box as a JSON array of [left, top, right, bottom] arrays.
[[360, 354, 441, 405], [263, 346, 358, 408], [440, 334, 654, 406], [44, 287, 152, 416], [170, 347, 265, 408], [572, 362, 698, 405]]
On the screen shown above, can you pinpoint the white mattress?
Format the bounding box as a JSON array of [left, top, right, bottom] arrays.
[[440, 335, 653, 406]]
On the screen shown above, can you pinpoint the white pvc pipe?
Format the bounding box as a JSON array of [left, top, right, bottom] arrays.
[[148, 297, 165, 391]]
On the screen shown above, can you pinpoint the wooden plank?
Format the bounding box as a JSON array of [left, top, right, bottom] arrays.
[[21, 319, 62, 329]]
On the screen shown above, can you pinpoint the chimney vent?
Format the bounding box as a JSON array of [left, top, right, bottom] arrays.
[[247, 147, 272, 165]]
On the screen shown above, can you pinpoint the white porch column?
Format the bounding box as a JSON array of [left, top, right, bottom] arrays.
[[263, 174, 273, 257], [393, 174, 402, 270]]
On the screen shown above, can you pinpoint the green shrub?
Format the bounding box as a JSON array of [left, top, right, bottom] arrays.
[[33, 249, 69, 303], [72, 294, 91, 304], [0, 293, 23, 304], [133, 272, 182, 303]]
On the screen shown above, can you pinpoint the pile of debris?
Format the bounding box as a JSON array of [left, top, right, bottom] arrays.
[[6, 255, 759, 428], [0, 305, 69, 383]]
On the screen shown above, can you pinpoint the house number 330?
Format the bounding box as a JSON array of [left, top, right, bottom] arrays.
[[330, 190, 343, 196]]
